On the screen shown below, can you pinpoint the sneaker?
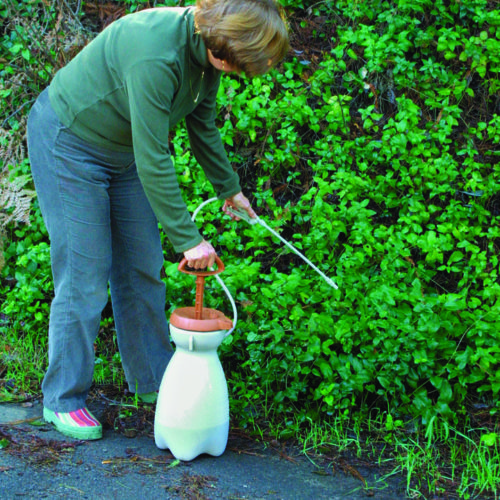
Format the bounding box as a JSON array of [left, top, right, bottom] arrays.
[[43, 407, 102, 440], [138, 392, 158, 404]]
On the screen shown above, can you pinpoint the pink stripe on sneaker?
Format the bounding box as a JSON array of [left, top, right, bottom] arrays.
[[81, 408, 100, 426], [68, 410, 88, 426], [69, 409, 99, 427]]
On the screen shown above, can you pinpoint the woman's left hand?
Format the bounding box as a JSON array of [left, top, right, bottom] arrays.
[[223, 192, 257, 221]]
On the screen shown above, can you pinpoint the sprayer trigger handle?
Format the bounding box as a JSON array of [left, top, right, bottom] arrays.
[[227, 207, 259, 225]]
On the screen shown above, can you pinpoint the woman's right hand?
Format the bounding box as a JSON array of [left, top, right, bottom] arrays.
[[183, 240, 216, 270], [223, 191, 257, 221]]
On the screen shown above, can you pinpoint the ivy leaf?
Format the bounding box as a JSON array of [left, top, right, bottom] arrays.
[[316, 359, 333, 379], [448, 251, 463, 265]]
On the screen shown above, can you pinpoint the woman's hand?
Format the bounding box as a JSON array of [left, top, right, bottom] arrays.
[[223, 192, 257, 221], [183, 240, 216, 269]]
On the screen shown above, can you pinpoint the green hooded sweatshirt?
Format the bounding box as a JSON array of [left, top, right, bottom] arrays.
[[48, 6, 241, 253]]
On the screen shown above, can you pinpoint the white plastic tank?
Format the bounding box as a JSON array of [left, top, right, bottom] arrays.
[[154, 325, 229, 461]]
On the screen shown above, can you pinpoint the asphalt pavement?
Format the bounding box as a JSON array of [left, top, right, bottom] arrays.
[[0, 400, 406, 499]]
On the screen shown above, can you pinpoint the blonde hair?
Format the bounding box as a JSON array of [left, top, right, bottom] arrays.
[[194, 0, 289, 77]]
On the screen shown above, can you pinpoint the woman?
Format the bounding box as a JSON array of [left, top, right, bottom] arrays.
[[27, 0, 289, 440]]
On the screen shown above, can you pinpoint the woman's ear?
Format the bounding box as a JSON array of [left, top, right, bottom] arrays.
[[207, 49, 237, 73]]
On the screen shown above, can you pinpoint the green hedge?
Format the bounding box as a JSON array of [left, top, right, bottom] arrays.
[[208, 0, 500, 427]]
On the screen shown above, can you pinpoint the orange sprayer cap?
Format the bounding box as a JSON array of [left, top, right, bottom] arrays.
[[170, 256, 233, 332]]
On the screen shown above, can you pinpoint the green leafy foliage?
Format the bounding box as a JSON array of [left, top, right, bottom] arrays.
[[208, 0, 500, 430], [1, 0, 499, 496], [0, 0, 498, 470]]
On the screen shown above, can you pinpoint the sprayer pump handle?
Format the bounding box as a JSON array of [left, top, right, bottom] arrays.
[[178, 256, 225, 276]]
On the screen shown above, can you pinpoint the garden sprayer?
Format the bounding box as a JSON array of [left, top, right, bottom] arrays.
[[154, 197, 337, 461]]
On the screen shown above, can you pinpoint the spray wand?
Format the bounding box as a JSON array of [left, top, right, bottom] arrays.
[[226, 206, 338, 290]]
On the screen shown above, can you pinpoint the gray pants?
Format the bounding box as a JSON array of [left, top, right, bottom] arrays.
[[27, 88, 173, 412]]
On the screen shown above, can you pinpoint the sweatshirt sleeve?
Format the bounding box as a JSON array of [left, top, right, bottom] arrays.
[[185, 80, 241, 200], [125, 60, 203, 253]]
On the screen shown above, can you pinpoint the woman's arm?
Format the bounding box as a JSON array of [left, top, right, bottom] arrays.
[[126, 60, 204, 254], [185, 82, 242, 201]]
